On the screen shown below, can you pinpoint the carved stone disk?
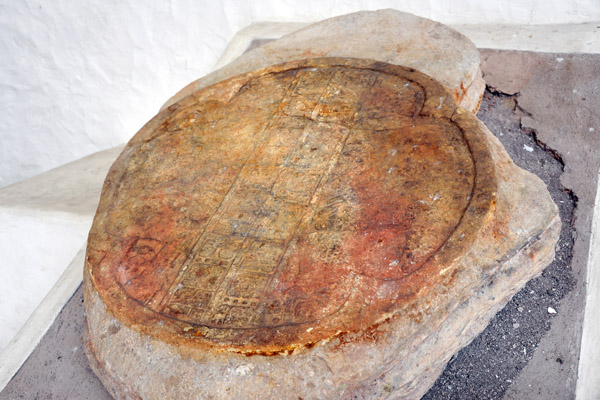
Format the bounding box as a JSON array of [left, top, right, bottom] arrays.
[[85, 58, 495, 355]]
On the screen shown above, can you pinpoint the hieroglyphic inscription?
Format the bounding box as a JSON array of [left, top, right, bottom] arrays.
[[156, 67, 369, 328], [88, 59, 496, 348]]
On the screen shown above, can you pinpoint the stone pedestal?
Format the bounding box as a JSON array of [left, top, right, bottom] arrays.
[[84, 58, 559, 399]]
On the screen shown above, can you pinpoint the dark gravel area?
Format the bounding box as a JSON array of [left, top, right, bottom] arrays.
[[423, 89, 576, 400]]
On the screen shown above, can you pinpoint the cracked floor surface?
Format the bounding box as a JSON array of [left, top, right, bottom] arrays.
[[424, 88, 577, 400], [426, 50, 599, 400], [1, 49, 599, 400], [484, 50, 600, 400]]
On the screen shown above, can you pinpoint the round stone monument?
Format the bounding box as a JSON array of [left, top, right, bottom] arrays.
[[84, 58, 559, 399]]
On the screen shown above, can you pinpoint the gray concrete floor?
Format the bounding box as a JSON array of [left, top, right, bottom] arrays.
[[1, 49, 598, 400], [484, 51, 599, 400]]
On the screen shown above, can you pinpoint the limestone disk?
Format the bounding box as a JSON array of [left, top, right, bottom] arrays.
[[84, 58, 559, 399]]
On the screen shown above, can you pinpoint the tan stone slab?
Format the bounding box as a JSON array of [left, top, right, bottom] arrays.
[[84, 58, 558, 399], [162, 9, 485, 113]]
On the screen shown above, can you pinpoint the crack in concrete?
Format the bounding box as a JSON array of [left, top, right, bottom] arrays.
[[424, 87, 577, 400], [487, 85, 579, 220]]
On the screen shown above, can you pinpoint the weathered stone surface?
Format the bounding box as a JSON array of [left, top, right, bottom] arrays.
[[84, 58, 559, 399], [162, 9, 485, 113]]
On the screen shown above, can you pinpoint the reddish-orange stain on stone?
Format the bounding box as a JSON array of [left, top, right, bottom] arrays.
[[85, 58, 496, 354]]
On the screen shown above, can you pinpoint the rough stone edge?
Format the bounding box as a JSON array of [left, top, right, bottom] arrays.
[[83, 324, 140, 400], [343, 117, 561, 399], [161, 9, 484, 114], [359, 215, 560, 399], [460, 67, 485, 113]]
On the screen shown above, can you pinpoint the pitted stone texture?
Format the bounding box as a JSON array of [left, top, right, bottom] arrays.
[[84, 58, 559, 399], [162, 9, 485, 113]]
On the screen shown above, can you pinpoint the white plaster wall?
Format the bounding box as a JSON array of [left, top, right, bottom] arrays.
[[1, 0, 600, 187]]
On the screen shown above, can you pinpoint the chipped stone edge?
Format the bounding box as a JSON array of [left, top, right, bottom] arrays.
[[214, 21, 600, 75], [162, 12, 485, 113], [346, 120, 562, 399], [361, 215, 561, 399]]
